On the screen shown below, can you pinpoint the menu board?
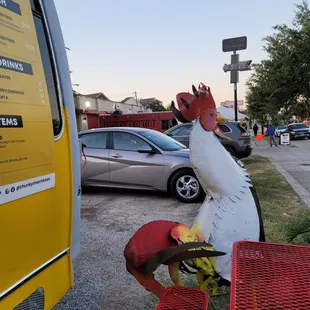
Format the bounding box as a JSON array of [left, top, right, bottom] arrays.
[[0, 0, 55, 205]]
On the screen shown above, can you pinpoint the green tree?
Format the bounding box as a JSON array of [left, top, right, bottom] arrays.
[[148, 100, 167, 112], [246, 1, 310, 121]]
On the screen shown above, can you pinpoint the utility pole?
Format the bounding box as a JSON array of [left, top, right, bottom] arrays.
[[134, 91, 139, 112], [232, 51, 239, 122], [134, 91, 138, 103]]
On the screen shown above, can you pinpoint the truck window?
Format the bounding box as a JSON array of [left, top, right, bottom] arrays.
[[32, 2, 62, 136], [161, 119, 176, 130], [219, 124, 231, 133]]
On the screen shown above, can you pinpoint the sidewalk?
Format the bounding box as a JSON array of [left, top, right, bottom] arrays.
[[251, 138, 310, 207]]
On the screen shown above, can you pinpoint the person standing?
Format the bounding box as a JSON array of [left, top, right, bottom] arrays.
[[265, 124, 278, 147], [253, 123, 258, 136]]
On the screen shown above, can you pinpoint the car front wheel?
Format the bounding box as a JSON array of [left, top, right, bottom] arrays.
[[170, 169, 205, 203]]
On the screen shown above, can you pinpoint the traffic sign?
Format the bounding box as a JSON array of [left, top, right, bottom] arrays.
[[222, 36, 247, 52], [223, 60, 252, 72]]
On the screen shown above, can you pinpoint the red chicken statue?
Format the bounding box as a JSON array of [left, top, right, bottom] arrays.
[[124, 220, 225, 298]]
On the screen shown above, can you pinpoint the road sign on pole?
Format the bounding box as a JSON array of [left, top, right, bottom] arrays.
[[223, 60, 252, 72], [222, 35, 249, 121], [222, 36, 247, 52]]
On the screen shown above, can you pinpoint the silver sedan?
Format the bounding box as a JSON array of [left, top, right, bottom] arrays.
[[79, 127, 205, 203]]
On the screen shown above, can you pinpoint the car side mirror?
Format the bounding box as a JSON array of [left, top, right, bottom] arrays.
[[138, 145, 155, 154]]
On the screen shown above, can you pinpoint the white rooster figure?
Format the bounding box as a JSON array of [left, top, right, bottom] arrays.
[[171, 83, 265, 286]]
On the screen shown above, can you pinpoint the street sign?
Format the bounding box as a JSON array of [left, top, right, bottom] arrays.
[[223, 60, 252, 72], [222, 36, 247, 52], [221, 100, 244, 108], [222, 37, 249, 121]]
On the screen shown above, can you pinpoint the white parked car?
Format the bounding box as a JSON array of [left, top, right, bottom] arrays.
[[275, 125, 288, 137]]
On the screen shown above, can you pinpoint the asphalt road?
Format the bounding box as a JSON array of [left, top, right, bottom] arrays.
[[54, 187, 200, 310], [291, 137, 310, 148]]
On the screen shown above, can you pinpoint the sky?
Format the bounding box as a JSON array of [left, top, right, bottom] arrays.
[[54, 0, 303, 107]]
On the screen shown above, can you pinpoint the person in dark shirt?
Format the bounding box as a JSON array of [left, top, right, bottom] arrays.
[[266, 124, 278, 147], [253, 123, 258, 136]]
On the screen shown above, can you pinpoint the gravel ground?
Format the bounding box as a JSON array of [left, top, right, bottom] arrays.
[[53, 187, 205, 310]]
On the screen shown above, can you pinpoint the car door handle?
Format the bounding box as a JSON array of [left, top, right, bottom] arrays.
[[110, 154, 122, 158]]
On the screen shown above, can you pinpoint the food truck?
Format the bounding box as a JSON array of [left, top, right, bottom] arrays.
[[0, 0, 81, 309]]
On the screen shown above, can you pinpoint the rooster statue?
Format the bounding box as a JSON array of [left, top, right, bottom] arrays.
[[172, 83, 265, 282], [124, 83, 265, 298]]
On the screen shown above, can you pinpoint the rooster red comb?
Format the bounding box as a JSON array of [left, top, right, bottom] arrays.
[[171, 83, 218, 131]]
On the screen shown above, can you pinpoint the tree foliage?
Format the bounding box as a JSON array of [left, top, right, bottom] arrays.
[[246, 1, 310, 122], [148, 100, 167, 112]]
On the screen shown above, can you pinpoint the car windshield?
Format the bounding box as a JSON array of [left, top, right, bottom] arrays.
[[277, 126, 287, 130], [291, 124, 308, 129], [139, 130, 187, 151]]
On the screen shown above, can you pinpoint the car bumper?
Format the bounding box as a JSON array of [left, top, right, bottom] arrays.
[[291, 133, 310, 139], [236, 145, 252, 159]]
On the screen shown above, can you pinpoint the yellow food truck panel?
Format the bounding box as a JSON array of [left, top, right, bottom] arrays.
[[0, 0, 81, 309]]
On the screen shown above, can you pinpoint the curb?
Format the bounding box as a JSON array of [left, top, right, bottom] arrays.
[[269, 158, 310, 208]]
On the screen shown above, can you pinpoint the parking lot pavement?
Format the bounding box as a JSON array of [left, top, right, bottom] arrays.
[[54, 188, 200, 310]]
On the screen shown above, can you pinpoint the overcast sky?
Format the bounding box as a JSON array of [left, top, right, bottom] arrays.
[[54, 0, 301, 107]]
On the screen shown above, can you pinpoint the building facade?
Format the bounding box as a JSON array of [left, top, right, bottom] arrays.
[[74, 92, 153, 131]]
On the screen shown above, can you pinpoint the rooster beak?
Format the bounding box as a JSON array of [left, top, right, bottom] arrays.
[[216, 112, 227, 125], [214, 113, 232, 141]]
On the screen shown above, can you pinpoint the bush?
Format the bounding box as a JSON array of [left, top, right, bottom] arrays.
[[286, 209, 310, 244]]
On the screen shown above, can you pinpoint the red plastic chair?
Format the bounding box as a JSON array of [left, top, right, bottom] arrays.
[[156, 286, 209, 310]]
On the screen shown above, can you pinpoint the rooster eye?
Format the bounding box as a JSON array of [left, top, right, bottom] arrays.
[[210, 113, 214, 117]]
